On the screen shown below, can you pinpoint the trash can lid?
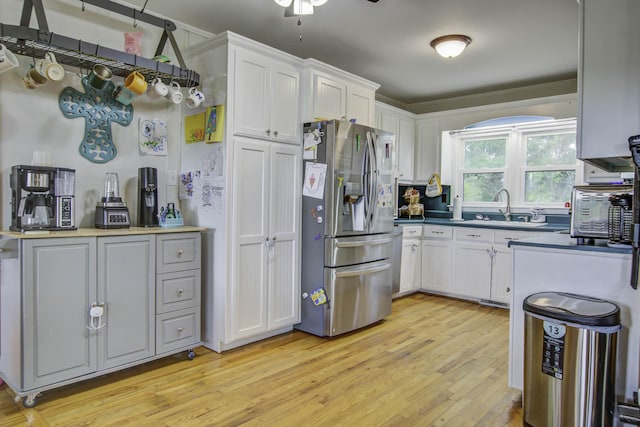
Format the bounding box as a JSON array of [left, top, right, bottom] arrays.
[[523, 292, 620, 327]]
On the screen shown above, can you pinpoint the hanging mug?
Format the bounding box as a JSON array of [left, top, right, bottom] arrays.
[[164, 81, 183, 104], [0, 44, 19, 74], [147, 77, 168, 99], [124, 70, 147, 95], [87, 64, 112, 91], [186, 87, 205, 109], [35, 52, 65, 81], [113, 84, 136, 105], [23, 68, 48, 89]]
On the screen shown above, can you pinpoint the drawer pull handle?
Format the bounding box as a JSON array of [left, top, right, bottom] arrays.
[[467, 234, 481, 238], [177, 327, 184, 333], [177, 249, 184, 256], [504, 237, 514, 241], [177, 288, 184, 295]]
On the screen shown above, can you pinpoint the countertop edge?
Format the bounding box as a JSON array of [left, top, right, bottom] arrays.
[[394, 218, 568, 232], [0, 226, 208, 239], [508, 234, 632, 254]]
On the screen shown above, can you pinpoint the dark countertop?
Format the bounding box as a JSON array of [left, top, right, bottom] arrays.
[[507, 233, 633, 254], [394, 217, 568, 233]]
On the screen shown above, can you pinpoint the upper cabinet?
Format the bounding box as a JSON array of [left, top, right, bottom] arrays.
[[302, 59, 379, 127], [232, 45, 301, 145], [577, 0, 639, 171], [376, 102, 416, 182]]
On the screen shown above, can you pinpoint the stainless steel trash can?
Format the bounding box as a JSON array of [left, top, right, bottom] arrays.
[[523, 292, 620, 427]]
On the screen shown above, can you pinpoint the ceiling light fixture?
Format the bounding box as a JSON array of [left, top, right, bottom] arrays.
[[430, 35, 472, 59], [274, 0, 328, 16]]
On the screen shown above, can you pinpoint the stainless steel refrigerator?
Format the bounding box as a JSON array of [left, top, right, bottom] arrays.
[[295, 120, 395, 336]]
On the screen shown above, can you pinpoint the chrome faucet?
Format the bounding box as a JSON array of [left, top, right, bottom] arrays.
[[493, 188, 511, 221]]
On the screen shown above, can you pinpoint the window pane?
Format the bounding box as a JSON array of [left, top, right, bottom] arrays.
[[526, 133, 576, 166], [525, 170, 575, 203], [463, 173, 504, 202], [464, 138, 506, 168]]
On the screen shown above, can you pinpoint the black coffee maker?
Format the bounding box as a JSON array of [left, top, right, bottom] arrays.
[[138, 167, 159, 227]]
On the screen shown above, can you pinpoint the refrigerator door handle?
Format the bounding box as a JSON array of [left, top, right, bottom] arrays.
[[336, 237, 393, 248], [334, 262, 391, 278], [366, 131, 378, 228]]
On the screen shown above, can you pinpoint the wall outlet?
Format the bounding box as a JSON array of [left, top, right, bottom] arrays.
[[167, 170, 178, 186]]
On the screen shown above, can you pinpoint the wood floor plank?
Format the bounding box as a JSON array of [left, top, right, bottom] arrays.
[[0, 294, 523, 426]]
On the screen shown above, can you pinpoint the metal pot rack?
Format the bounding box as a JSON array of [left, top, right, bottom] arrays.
[[0, 0, 200, 87]]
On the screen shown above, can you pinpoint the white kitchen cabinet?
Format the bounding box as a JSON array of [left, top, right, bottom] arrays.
[[376, 102, 416, 182], [0, 230, 201, 407], [302, 59, 380, 127], [414, 118, 440, 183], [451, 227, 539, 306], [577, 0, 639, 170], [399, 241, 420, 293], [230, 137, 301, 341], [421, 226, 453, 294], [452, 228, 493, 300], [233, 46, 301, 144]]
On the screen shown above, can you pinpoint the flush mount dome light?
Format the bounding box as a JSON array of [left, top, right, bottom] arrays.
[[430, 35, 472, 58]]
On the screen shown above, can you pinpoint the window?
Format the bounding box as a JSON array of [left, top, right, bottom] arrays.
[[446, 118, 578, 209]]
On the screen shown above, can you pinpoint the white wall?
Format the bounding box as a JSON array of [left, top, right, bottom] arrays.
[[0, 0, 211, 229]]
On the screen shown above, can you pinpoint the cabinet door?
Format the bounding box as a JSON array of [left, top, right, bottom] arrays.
[[268, 143, 301, 329], [415, 119, 439, 182], [97, 235, 155, 369], [578, 0, 640, 161], [491, 246, 512, 305], [398, 117, 416, 182], [399, 239, 421, 293], [452, 242, 492, 300], [231, 138, 270, 340], [347, 84, 375, 127], [421, 239, 452, 294], [313, 74, 346, 121], [270, 62, 301, 144], [234, 49, 270, 139], [23, 238, 97, 390]]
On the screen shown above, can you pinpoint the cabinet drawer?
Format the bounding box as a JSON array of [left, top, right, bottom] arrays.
[[157, 233, 201, 273], [423, 225, 453, 240], [455, 228, 493, 243], [156, 270, 201, 313], [493, 230, 537, 247], [156, 308, 201, 354], [402, 225, 423, 238]]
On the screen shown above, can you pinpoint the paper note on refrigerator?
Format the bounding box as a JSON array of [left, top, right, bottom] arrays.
[[303, 162, 327, 199]]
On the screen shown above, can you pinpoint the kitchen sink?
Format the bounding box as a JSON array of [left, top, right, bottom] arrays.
[[462, 219, 548, 228]]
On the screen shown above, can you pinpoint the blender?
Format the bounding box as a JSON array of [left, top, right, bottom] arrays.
[[94, 172, 131, 228]]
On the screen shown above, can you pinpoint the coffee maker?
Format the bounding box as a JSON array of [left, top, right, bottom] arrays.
[[138, 167, 159, 227], [10, 165, 76, 231]]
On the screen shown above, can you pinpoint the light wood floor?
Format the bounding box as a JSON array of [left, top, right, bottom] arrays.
[[0, 293, 523, 426]]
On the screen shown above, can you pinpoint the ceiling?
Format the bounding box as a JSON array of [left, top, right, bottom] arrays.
[[125, 0, 580, 111]]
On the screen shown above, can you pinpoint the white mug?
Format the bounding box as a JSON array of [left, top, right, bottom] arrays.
[[0, 44, 19, 74], [165, 81, 183, 104], [147, 77, 168, 99], [186, 87, 205, 108], [23, 68, 48, 89], [35, 52, 65, 82]]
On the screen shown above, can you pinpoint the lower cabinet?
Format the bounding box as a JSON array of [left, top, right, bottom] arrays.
[[0, 230, 201, 406], [398, 226, 422, 294], [421, 226, 453, 294], [452, 228, 493, 300]]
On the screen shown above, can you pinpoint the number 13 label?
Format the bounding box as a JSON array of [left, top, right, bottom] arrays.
[[541, 320, 566, 380]]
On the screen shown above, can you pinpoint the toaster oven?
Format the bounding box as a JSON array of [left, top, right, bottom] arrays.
[[570, 185, 633, 240]]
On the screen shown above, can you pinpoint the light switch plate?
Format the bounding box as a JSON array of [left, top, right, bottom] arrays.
[[167, 170, 178, 186]]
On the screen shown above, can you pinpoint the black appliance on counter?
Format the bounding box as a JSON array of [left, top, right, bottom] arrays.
[[10, 165, 76, 232], [397, 184, 451, 219], [138, 167, 158, 227]]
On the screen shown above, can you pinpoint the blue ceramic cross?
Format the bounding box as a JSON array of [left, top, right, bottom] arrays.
[[59, 77, 133, 163]]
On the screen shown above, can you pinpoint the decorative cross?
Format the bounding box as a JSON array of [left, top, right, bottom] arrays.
[[59, 77, 133, 163]]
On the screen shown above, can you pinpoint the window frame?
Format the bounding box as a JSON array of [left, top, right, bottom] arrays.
[[449, 118, 580, 211]]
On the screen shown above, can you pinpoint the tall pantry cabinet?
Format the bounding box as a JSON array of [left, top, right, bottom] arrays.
[[185, 32, 302, 352]]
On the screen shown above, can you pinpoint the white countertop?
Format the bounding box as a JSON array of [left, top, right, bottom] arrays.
[[0, 226, 206, 239]]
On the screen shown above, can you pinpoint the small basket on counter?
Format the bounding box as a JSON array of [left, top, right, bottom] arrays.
[[159, 203, 184, 228]]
